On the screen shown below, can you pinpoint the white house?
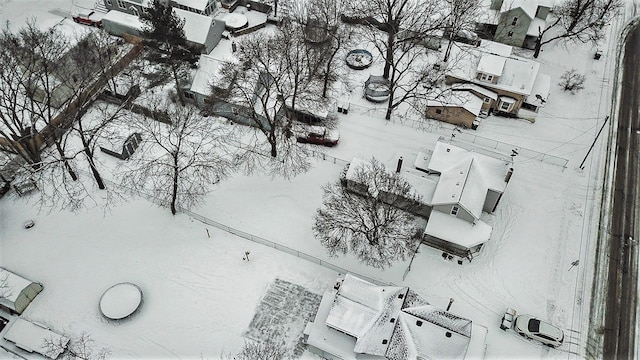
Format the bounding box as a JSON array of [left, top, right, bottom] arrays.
[[304, 274, 488, 359], [416, 139, 513, 261]]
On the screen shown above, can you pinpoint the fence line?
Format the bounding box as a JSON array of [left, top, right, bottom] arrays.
[[95, 173, 392, 287], [345, 101, 569, 168]]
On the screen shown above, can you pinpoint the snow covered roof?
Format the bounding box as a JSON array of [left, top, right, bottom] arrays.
[[525, 72, 551, 106], [428, 140, 512, 194], [326, 274, 407, 356], [3, 318, 70, 359], [313, 274, 475, 359], [402, 170, 439, 205], [427, 90, 484, 116], [392, 304, 472, 359], [190, 54, 223, 95], [103, 9, 212, 45], [447, 42, 543, 96], [430, 157, 487, 219], [478, 39, 513, 57], [477, 54, 506, 76], [173, 8, 213, 45], [423, 211, 492, 249], [451, 83, 498, 100], [102, 10, 144, 30], [0, 268, 33, 303], [175, 0, 211, 11]]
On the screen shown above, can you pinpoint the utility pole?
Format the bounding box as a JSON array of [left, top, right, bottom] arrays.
[[579, 116, 610, 170]]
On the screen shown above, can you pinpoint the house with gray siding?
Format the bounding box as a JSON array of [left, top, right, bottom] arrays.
[[476, 0, 554, 49]]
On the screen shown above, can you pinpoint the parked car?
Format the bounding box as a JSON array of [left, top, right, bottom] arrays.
[[514, 315, 564, 348], [72, 8, 103, 27], [296, 126, 339, 147]]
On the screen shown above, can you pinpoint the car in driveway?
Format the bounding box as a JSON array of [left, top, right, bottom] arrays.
[[72, 8, 103, 27], [296, 126, 339, 147], [514, 315, 564, 348]]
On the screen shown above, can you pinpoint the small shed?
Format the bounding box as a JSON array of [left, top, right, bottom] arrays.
[[0, 268, 43, 315], [3, 318, 69, 359]]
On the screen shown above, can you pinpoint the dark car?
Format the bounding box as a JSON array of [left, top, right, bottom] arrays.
[[72, 9, 103, 27], [296, 126, 340, 147], [514, 315, 564, 348], [0, 316, 8, 332]]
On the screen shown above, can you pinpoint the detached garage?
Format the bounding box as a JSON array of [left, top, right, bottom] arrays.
[[0, 268, 43, 315]]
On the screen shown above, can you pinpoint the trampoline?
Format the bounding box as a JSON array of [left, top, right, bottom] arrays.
[[364, 75, 391, 102], [346, 49, 373, 70], [99, 282, 143, 320]]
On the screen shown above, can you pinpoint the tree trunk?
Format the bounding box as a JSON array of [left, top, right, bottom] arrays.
[[54, 142, 78, 181], [171, 161, 179, 215], [444, 34, 454, 62], [84, 147, 105, 190], [533, 37, 542, 58], [171, 62, 185, 106], [383, 32, 394, 79]]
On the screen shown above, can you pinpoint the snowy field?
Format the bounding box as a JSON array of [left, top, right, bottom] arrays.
[[0, 0, 634, 359]]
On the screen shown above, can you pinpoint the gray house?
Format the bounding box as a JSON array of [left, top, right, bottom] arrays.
[[477, 0, 554, 49]]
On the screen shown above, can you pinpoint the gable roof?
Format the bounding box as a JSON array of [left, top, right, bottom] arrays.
[[190, 54, 224, 95], [326, 274, 407, 356], [430, 157, 487, 219], [428, 139, 512, 194], [423, 210, 493, 249], [447, 41, 543, 96], [427, 90, 484, 116], [320, 275, 473, 359]]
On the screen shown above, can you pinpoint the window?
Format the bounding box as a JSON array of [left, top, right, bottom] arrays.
[[106, 0, 113, 5], [508, 31, 514, 37], [130, 6, 139, 16], [435, 109, 442, 114], [451, 206, 459, 216], [484, 97, 491, 103], [480, 73, 494, 82], [184, 91, 195, 100], [512, 17, 518, 26], [500, 101, 511, 111], [117, 0, 126, 9]]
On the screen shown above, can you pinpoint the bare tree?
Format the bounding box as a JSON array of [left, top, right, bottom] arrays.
[[119, 99, 234, 215], [343, 0, 447, 79], [533, 0, 622, 58], [212, 31, 318, 179], [442, 0, 481, 62], [343, 0, 448, 119], [313, 158, 421, 269], [222, 340, 291, 360], [559, 68, 586, 93], [288, 0, 354, 98], [44, 332, 110, 360]]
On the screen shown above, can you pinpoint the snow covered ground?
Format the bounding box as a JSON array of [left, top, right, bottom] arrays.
[[0, 0, 633, 359]]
